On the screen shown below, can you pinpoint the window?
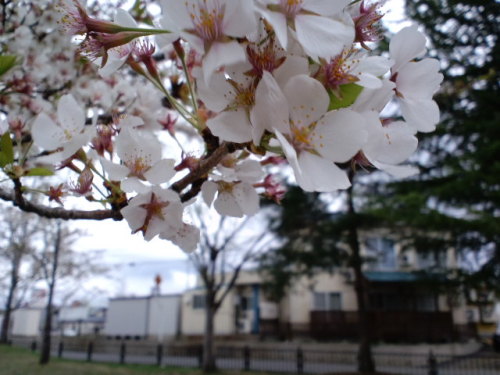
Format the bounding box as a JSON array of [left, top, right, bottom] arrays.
[[240, 296, 253, 311], [192, 295, 206, 309], [417, 251, 446, 269], [313, 292, 342, 311], [365, 237, 396, 270], [416, 294, 437, 312]]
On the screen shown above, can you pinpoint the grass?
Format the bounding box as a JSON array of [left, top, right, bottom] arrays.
[[0, 345, 201, 375], [0, 345, 289, 375], [0, 345, 398, 375]]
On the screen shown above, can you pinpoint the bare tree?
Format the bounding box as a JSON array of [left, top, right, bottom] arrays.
[[0, 206, 43, 344], [188, 206, 273, 373], [33, 220, 107, 365]]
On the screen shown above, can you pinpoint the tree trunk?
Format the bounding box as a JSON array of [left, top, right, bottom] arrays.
[[0, 254, 20, 344], [202, 292, 217, 373], [39, 221, 61, 365], [347, 184, 375, 374]]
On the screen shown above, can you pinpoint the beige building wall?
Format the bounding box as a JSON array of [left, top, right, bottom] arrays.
[[278, 271, 357, 326], [181, 288, 236, 336]]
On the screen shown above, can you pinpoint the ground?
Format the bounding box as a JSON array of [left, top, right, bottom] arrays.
[[0, 345, 398, 375]]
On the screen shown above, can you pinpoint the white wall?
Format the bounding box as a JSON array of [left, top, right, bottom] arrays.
[[104, 298, 148, 337], [147, 295, 180, 339], [58, 306, 89, 321], [11, 308, 42, 336]]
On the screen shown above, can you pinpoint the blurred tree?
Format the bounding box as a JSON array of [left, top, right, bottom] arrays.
[[36, 221, 107, 365], [0, 206, 41, 344], [260, 182, 378, 373], [369, 0, 499, 297], [188, 206, 272, 373]]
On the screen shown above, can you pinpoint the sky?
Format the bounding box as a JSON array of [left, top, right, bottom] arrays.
[[41, 0, 412, 307]]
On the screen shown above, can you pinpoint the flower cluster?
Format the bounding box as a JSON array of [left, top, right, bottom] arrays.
[[0, 0, 442, 253]]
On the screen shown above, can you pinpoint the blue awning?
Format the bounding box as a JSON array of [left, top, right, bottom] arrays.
[[364, 271, 421, 282]]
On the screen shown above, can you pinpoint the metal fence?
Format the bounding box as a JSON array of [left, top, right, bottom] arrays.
[[10, 337, 500, 375]]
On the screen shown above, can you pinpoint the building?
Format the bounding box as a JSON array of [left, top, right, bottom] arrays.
[[104, 294, 181, 341], [10, 307, 44, 337], [180, 233, 477, 342], [57, 303, 106, 336], [181, 271, 276, 337]]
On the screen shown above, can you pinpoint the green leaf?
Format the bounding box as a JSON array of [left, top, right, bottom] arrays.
[[327, 83, 363, 111], [24, 167, 54, 177], [0, 132, 14, 168], [0, 55, 17, 77]]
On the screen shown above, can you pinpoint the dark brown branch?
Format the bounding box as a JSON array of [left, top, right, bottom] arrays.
[[174, 141, 243, 202], [1, 140, 244, 220], [0, 187, 122, 221]]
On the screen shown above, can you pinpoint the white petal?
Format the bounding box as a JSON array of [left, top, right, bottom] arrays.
[[121, 205, 147, 234], [114, 9, 137, 27], [31, 112, 64, 150], [302, 0, 351, 16], [233, 183, 260, 216], [284, 75, 329, 127], [369, 159, 419, 178], [100, 158, 129, 181], [214, 191, 243, 217], [352, 79, 395, 113], [397, 58, 443, 99], [297, 152, 351, 192], [58, 133, 91, 159], [273, 55, 309, 89], [121, 177, 150, 193], [295, 14, 353, 60], [161, 223, 200, 253], [401, 98, 440, 133], [390, 25, 426, 72], [57, 94, 85, 134], [363, 117, 418, 164], [275, 129, 304, 187], [202, 41, 246, 85], [144, 159, 176, 185], [195, 69, 234, 112], [201, 180, 218, 207], [235, 160, 265, 183], [118, 115, 144, 129], [250, 71, 290, 144], [223, 0, 257, 37], [259, 9, 288, 50], [116, 129, 162, 167], [354, 55, 393, 77], [162, 201, 184, 229], [206, 109, 253, 143], [311, 109, 367, 162], [356, 73, 383, 89], [98, 52, 128, 78], [160, 0, 192, 30]]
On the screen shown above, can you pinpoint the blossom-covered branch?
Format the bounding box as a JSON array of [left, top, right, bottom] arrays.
[[0, 0, 443, 253]]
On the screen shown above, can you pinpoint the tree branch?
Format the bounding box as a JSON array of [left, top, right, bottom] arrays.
[[174, 141, 243, 202], [0, 140, 241, 220], [0, 187, 123, 221]]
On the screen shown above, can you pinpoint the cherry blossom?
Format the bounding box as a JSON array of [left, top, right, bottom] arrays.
[[0, 0, 443, 253], [390, 25, 444, 133], [201, 158, 264, 217], [31, 94, 93, 163], [257, 0, 354, 60], [99, 127, 176, 193], [161, 0, 257, 82], [315, 49, 392, 94], [121, 186, 183, 241], [251, 72, 367, 192], [359, 111, 419, 177]]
